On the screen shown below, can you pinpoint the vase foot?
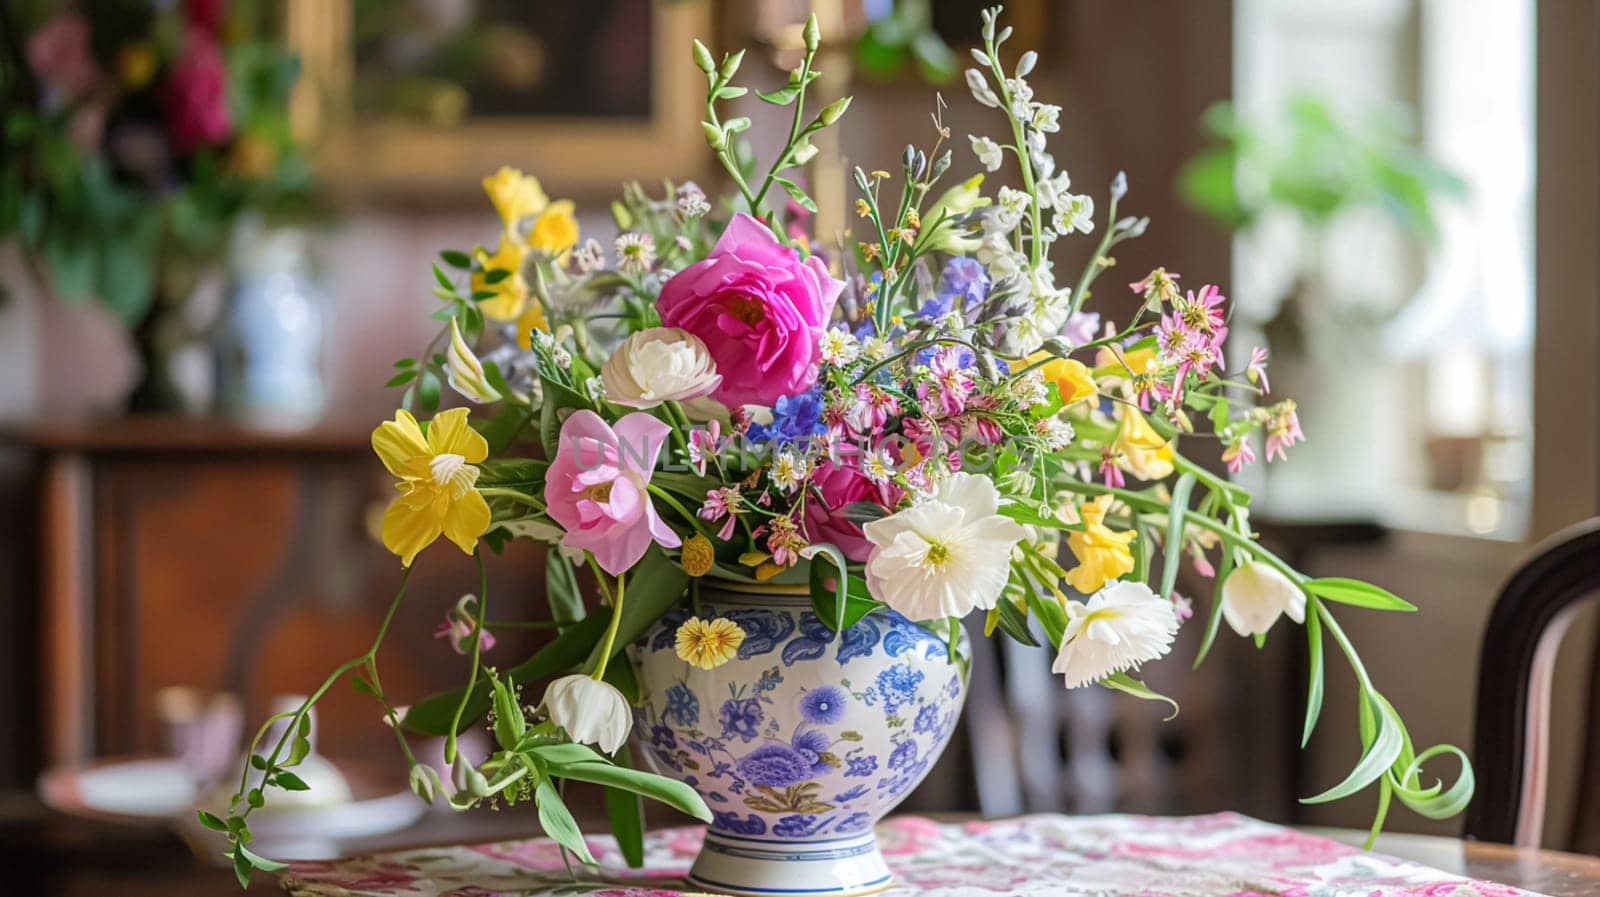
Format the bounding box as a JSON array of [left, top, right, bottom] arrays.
[[686, 829, 893, 896]]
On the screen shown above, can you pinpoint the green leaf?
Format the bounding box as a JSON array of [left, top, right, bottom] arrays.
[[546, 551, 586, 626], [806, 543, 860, 633], [1192, 545, 1234, 669], [1101, 672, 1180, 721], [483, 267, 512, 284], [993, 597, 1039, 647], [1302, 600, 1325, 747], [418, 369, 442, 413], [1301, 694, 1404, 805], [1159, 474, 1197, 600], [273, 771, 310, 791], [1023, 589, 1066, 647], [441, 249, 472, 269], [249, 754, 268, 770], [432, 263, 454, 290], [491, 674, 526, 751], [544, 760, 711, 822], [1303, 578, 1417, 612], [196, 810, 228, 832], [384, 370, 417, 388], [403, 613, 611, 736], [529, 742, 608, 765], [715, 85, 749, 100], [604, 748, 647, 868], [538, 375, 593, 456], [287, 714, 312, 767], [1391, 744, 1475, 820], [756, 85, 801, 105], [774, 177, 817, 212], [535, 781, 597, 864], [237, 843, 287, 872]]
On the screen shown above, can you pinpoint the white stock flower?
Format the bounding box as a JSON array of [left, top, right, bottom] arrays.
[[1037, 171, 1072, 210], [445, 318, 502, 403], [965, 68, 1000, 107], [1051, 580, 1180, 688], [863, 472, 1027, 621], [600, 327, 722, 409], [1053, 194, 1096, 235], [977, 232, 1023, 281], [1004, 77, 1034, 104], [1032, 103, 1062, 133], [676, 183, 710, 218], [969, 134, 1003, 172], [1220, 560, 1306, 637], [542, 674, 631, 754], [994, 187, 1031, 229], [572, 238, 605, 273]]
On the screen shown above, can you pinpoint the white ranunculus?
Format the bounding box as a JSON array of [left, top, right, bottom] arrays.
[[445, 318, 502, 404], [1220, 560, 1306, 637], [542, 674, 631, 755], [1051, 580, 1180, 688], [600, 327, 722, 409], [863, 472, 1027, 621]]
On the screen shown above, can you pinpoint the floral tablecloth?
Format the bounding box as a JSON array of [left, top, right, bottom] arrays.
[[281, 813, 1542, 897]]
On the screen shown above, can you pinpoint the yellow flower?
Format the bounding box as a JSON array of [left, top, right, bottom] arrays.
[[1064, 495, 1136, 593], [1094, 345, 1157, 378], [514, 299, 550, 351], [1029, 353, 1097, 406], [472, 236, 530, 322], [483, 166, 548, 235], [675, 617, 746, 670], [372, 408, 491, 567], [1115, 405, 1175, 481], [681, 533, 715, 577], [528, 200, 580, 258]]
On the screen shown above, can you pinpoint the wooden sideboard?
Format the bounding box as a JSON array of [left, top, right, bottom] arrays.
[[0, 416, 551, 787]]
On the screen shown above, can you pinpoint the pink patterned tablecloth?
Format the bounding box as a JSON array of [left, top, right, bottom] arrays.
[[281, 813, 1543, 897]]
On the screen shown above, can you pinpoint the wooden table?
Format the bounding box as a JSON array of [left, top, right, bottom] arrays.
[[6, 793, 1600, 896]]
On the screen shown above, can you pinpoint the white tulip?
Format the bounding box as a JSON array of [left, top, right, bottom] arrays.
[[863, 473, 1027, 621], [1051, 580, 1180, 688], [599, 327, 721, 409], [445, 318, 502, 404], [1220, 560, 1306, 637], [542, 674, 632, 755]]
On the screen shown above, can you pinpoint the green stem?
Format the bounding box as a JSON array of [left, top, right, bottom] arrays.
[[648, 483, 712, 537], [478, 487, 546, 509], [484, 619, 564, 631], [751, 48, 814, 213], [445, 552, 489, 762], [987, 52, 1043, 269], [592, 571, 627, 681]]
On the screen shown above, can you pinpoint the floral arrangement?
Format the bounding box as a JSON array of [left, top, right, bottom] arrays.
[[212, 8, 1471, 887], [0, 0, 311, 323]]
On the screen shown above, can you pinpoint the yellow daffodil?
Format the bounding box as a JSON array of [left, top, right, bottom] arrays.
[[675, 617, 747, 670], [1029, 352, 1097, 406], [514, 299, 550, 351], [372, 407, 491, 567], [472, 236, 530, 322], [1065, 495, 1137, 593], [483, 166, 548, 235], [528, 200, 580, 259], [1094, 344, 1157, 378], [1115, 405, 1175, 481]]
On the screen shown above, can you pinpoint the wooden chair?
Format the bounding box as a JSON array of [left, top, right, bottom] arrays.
[[1466, 517, 1600, 849]]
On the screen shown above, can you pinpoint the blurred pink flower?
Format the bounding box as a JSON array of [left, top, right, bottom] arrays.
[[802, 458, 897, 562], [162, 28, 232, 153], [27, 13, 101, 100]]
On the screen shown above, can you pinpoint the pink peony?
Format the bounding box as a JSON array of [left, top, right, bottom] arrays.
[[656, 213, 842, 408], [802, 459, 897, 562], [162, 28, 232, 154], [544, 410, 681, 575]]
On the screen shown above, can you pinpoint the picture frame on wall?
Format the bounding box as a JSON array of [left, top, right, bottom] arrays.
[[285, 0, 713, 203]]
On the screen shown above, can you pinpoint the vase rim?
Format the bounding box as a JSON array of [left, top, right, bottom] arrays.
[[701, 578, 811, 596]]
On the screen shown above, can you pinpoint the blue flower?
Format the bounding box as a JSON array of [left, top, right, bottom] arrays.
[[913, 704, 940, 735], [774, 814, 831, 838], [713, 811, 767, 836], [755, 667, 783, 694], [746, 388, 827, 444], [737, 742, 819, 787], [888, 740, 919, 771], [791, 728, 831, 769], [651, 723, 678, 749], [833, 784, 869, 802], [844, 754, 878, 777], [799, 685, 848, 725], [875, 664, 924, 713], [914, 257, 990, 320], [719, 697, 763, 741], [664, 684, 700, 727], [834, 811, 873, 833]]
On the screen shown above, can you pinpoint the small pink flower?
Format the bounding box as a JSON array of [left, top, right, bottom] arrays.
[[1171, 592, 1194, 621], [920, 346, 975, 417], [1247, 346, 1271, 394], [1060, 310, 1101, 347], [1099, 446, 1126, 488], [698, 486, 740, 541], [434, 595, 495, 655], [26, 13, 100, 99], [1223, 436, 1257, 473], [1264, 402, 1303, 462], [846, 384, 898, 435], [543, 410, 682, 575], [162, 28, 233, 153], [801, 459, 898, 562], [1174, 283, 1228, 338], [687, 420, 722, 475], [1190, 543, 1216, 578]]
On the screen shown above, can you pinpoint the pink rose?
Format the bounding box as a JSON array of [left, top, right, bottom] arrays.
[[162, 28, 232, 154], [543, 410, 681, 575], [657, 213, 842, 408], [802, 459, 898, 563]]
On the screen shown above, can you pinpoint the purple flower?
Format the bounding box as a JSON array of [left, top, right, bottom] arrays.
[[736, 742, 816, 787], [914, 257, 990, 320], [1061, 311, 1101, 347], [719, 697, 763, 741], [798, 686, 848, 725], [845, 754, 878, 777], [746, 388, 826, 443]]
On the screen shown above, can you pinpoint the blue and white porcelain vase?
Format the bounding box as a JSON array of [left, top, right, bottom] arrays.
[[631, 582, 969, 896]]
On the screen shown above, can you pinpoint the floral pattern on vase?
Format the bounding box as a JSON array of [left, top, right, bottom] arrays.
[[631, 588, 967, 846]]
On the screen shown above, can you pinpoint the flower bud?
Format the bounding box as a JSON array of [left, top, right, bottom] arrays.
[[1039, 337, 1074, 358], [817, 95, 851, 127], [445, 318, 502, 404], [1111, 170, 1128, 201], [1016, 50, 1038, 77], [803, 13, 821, 51], [719, 49, 745, 81], [450, 753, 490, 798], [408, 764, 441, 803], [931, 149, 952, 180], [692, 39, 715, 74], [901, 144, 916, 171], [791, 141, 818, 164], [701, 121, 725, 151]]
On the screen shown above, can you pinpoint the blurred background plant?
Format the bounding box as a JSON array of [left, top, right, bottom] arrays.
[[0, 0, 316, 411]]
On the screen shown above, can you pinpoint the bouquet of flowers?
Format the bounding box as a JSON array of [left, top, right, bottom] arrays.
[[214, 7, 1470, 887]]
